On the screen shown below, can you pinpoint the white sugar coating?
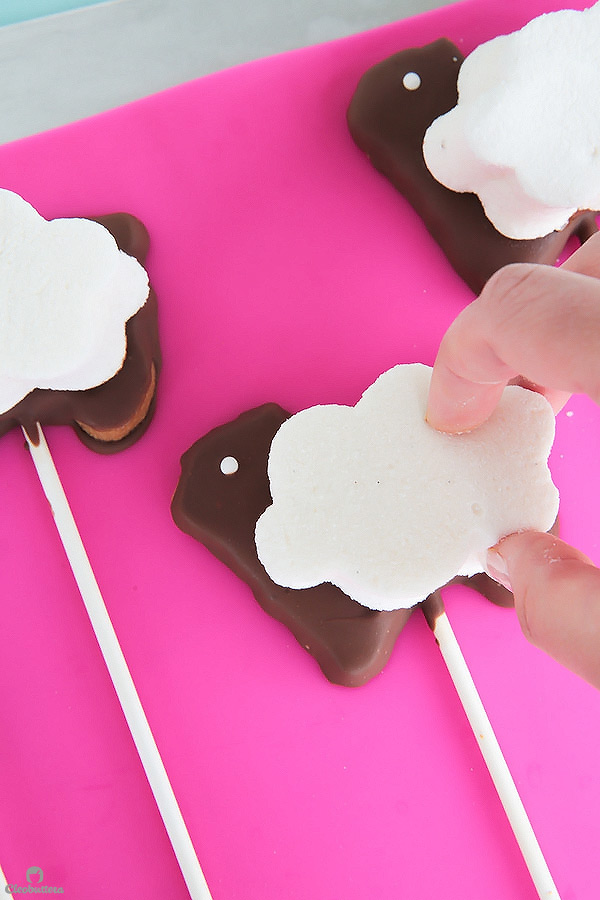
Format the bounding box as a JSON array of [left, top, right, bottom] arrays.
[[403, 71, 421, 91], [255, 364, 559, 611], [423, 2, 600, 239], [220, 455, 239, 475], [0, 189, 149, 414]]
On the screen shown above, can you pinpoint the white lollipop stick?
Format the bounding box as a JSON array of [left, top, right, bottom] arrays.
[[23, 423, 212, 900], [423, 596, 560, 900]]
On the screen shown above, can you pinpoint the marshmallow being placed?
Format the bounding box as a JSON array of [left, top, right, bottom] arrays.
[[255, 365, 559, 611], [0, 189, 149, 413], [423, 3, 600, 239]]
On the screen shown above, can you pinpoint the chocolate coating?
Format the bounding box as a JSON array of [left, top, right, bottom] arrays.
[[0, 212, 161, 453], [172, 403, 514, 686], [347, 39, 598, 293]]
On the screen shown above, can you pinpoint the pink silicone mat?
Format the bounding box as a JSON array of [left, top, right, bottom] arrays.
[[0, 1, 598, 898]]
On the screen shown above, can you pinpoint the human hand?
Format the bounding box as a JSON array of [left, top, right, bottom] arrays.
[[427, 234, 600, 688]]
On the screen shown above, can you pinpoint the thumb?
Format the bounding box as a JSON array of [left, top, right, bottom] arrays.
[[487, 532, 600, 689]]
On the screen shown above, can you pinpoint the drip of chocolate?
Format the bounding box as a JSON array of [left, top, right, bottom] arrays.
[[0, 212, 161, 453], [347, 39, 598, 293], [172, 403, 514, 687]]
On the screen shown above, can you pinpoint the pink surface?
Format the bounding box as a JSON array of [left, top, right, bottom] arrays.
[[0, 1, 598, 897]]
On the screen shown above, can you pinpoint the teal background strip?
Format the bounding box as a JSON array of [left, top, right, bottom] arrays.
[[1, 0, 109, 27]]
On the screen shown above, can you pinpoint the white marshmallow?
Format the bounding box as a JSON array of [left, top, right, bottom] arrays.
[[423, 3, 600, 239], [0, 189, 149, 414], [255, 364, 558, 611]]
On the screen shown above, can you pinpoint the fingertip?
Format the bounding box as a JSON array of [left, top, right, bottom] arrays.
[[426, 362, 503, 434], [493, 532, 600, 688]]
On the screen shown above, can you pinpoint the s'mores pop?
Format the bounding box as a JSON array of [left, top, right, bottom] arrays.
[[174, 365, 560, 898], [422, 4, 600, 241], [172, 366, 561, 895], [347, 4, 600, 291], [0, 188, 211, 900]]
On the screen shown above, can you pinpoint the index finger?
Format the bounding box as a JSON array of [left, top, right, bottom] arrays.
[[426, 233, 600, 433]]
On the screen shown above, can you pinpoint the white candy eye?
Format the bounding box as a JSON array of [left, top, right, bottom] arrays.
[[402, 71, 421, 91], [220, 455, 239, 475]]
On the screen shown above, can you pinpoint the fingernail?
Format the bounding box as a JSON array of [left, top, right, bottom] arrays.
[[486, 547, 513, 592]]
